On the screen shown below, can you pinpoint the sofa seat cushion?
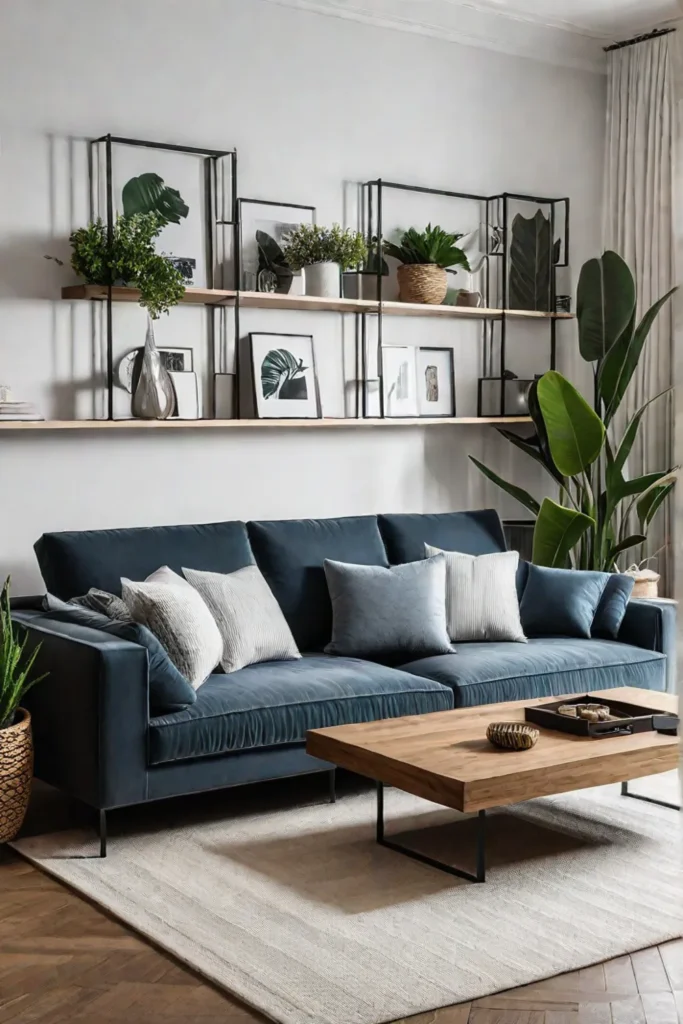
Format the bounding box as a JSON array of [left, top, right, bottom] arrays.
[[148, 654, 453, 765], [400, 637, 666, 708]]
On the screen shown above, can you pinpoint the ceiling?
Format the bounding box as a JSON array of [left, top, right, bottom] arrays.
[[455, 0, 682, 40]]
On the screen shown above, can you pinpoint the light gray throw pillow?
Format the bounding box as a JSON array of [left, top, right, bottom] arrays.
[[182, 565, 300, 673], [121, 566, 223, 689], [425, 544, 526, 643], [323, 555, 453, 662]]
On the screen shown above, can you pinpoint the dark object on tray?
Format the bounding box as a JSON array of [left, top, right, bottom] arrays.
[[525, 694, 679, 738], [487, 721, 539, 750]]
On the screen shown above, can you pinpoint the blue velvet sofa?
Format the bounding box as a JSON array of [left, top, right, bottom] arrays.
[[13, 509, 674, 854]]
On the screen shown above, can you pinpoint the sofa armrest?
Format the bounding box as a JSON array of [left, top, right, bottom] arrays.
[[617, 599, 677, 692], [13, 612, 150, 809]]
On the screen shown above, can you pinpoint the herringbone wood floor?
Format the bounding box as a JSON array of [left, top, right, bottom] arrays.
[[1, 781, 681, 1023]]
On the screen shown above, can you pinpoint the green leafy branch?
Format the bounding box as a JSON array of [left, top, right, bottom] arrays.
[[1, 578, 48, 730]]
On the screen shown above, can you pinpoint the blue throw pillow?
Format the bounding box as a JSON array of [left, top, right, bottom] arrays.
[[592, 573, 635, 639], [42, 596, 197, 713], [520, 565, 610, 639]]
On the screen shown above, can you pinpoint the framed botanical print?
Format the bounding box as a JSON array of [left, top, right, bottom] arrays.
[[416, 347, 456, 417], [249, 333, 321, 419], [381, 346, 418, 418], [237, 199, 315, 295]]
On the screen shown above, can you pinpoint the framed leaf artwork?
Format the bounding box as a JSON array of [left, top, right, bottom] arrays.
[[249, 333, 321, 419]]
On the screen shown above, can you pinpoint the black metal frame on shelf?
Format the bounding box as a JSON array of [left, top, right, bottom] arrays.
[[361, 179, 570, 420], [90, 134, 237, 420]]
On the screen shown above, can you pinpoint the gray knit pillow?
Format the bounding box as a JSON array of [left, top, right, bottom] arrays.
[[182, 565, 300, 673], [425, 545, 526, 643], [121, 566, 223, 688]]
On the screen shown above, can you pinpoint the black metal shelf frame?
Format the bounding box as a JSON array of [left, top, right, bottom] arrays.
[[361, 179, 570, 419]]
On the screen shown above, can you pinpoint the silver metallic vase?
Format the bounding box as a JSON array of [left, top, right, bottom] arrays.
[[131, 318, 175, 420]]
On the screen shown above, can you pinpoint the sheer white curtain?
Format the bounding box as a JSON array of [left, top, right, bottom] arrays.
[[603, 34, 675, 593]]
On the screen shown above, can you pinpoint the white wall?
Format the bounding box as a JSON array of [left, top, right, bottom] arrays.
[[0, 0, 605, 593]]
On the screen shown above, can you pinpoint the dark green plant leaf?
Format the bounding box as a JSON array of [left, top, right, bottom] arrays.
[[508, 210, 552, 312], [604, 534, 647, 565], [576, 251, 636, 363], [260, 348, 306, 399], [496, 428, 565, 488], [532, 498, 594, 568], [536, 371, 605, 476], [638, 482, 675, 528], [613, 388, 672, 473], [599, 287, 677, 425], [122, 173, 189, 225], [468, 457, 540, 516], [527, 380, 561, 479], [383, 224, 469, 269]]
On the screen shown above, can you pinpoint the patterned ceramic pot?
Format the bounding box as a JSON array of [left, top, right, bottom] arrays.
[[0, 709, 33, 843]]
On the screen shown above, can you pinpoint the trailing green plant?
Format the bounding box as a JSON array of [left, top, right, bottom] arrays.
[[469, 251, 677, 570], [281, 224, 368, 271], [0, 578, 47, 730], [383, 224, 470, 270], [69, 213, 186, 318]]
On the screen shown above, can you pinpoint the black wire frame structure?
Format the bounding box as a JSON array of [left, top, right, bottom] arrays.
[[360, 179, 570, 419], [89, 134, 237, 420]]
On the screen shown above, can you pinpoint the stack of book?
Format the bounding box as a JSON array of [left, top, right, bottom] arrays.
[[0, 386, 43, 421]]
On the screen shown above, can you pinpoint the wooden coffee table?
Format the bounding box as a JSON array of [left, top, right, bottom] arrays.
[[307, 686, 679, 884]]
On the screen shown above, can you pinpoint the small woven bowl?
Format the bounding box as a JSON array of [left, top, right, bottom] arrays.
[[486, 721, 539, 751]]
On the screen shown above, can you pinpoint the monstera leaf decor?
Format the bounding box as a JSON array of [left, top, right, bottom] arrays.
[[122, 173, 189, 226], [261, 348, 308, 400], [508, 209, 560, 311]]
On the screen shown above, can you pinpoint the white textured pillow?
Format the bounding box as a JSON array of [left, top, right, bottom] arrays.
[[425, 545, 526, 643], [182, 565, 300, 673], [121, 566, 223, 688]]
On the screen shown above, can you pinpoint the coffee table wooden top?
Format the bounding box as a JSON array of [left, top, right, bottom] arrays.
[[307, 687, 679, 812]]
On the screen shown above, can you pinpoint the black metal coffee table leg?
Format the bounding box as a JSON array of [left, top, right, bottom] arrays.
[[621, 781, 680, 811], [375, 782, 486, 883]]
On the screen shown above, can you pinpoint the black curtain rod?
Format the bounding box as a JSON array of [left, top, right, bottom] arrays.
[[604, 26, 675, 52]]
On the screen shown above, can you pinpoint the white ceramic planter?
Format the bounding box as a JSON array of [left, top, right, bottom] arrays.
[[303, 262, 341, 298]]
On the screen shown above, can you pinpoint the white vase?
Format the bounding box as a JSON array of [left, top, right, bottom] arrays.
[[303, 262, 340, 298]]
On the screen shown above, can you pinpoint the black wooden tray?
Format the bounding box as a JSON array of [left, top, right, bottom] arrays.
[[524, 694, 679, 738]]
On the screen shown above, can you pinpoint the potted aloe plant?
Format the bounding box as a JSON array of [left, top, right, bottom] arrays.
[[281, 224, 367, 298], [0, 578, 47, 843], [383, 224, 470, 305]]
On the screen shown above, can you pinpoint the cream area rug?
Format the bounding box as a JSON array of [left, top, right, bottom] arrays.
[[13, 772, 683, 1024]]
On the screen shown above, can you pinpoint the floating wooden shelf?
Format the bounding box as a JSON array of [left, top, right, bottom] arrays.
[[0, 416, 532, 431], [61, 285, 574, 320]]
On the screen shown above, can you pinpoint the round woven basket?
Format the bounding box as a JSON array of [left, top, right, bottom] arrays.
[[624, 568, 660, 600], [397, 264, 447, 304], [0, 709, 33, 843]]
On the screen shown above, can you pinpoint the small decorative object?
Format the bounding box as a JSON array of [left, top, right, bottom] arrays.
[[214, 373, 235, 419], [383, 225, 469, 305], [624, 564, 660, 599], [131, 318, 175, 419], [169, 371, 200, 419], [478, 373, 537, 417], [416, 347, 455, 417], [0, 385, 43, 421], [455, 289, 482, 308], [556, 295, 571, 313], [0, 578, 47, 843], [249, 332, 321, 419], [342, 238, 390, 301], [381, 347, 418, 418], [67, 214, 186, 318], [166, 256, 196, 283], [281, 223, 367, 299], [558, 703, 610, 722], [486, 722, 539, 751], [508, 209, 560, 312]]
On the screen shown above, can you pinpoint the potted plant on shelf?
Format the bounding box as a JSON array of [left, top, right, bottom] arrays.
[[469, 251, 677, 571], [383, 224, 470, 305], [0, 578, 47, 844], [281, 223, 367, 298]]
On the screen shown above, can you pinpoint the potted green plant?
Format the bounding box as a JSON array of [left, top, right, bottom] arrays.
[[383, 224, 470, 305], [469, 251, 677, 570], [281, 224, 367, 298], [0, 578, 47, 843]]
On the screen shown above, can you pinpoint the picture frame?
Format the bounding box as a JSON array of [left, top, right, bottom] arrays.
[[237, 199, 316, 295], [381, 347, 418, 418], [169, 371, 200, 419], [117, 347, 194, 393], [249, 332, 321, 420], [416, 347, 456, 417]]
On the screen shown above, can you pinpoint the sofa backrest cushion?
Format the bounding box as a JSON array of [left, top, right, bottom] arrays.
[[378, 510, 507, 565], [35, 521, 254, 601], [247, 516, 389, 651]]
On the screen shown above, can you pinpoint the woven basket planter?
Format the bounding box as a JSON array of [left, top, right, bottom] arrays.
[[0, 709, 33, 843], [629, 571, 660, 599], [397, 264, 447, 304]]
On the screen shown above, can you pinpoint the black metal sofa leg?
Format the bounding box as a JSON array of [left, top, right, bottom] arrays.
[[329, 768, 337, 804], [99, 809, 107, 858]]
